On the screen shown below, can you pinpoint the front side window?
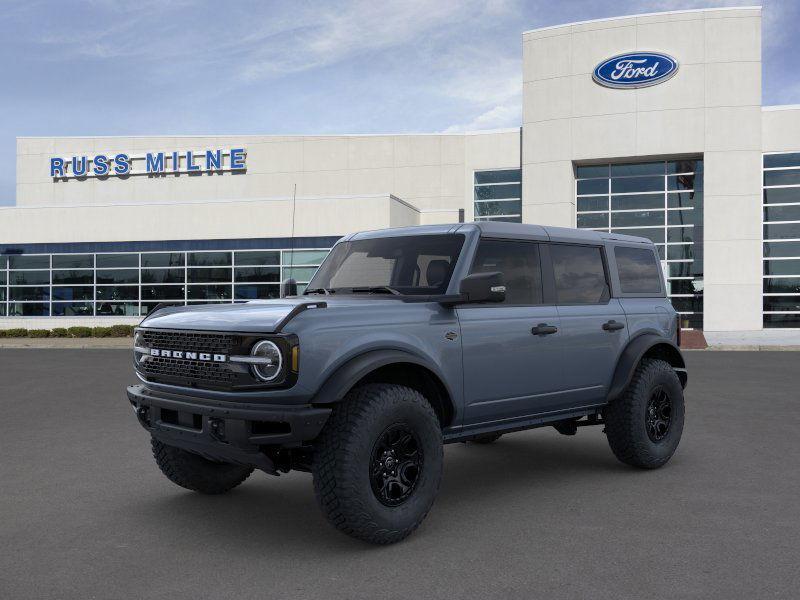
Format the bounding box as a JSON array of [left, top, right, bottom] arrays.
[[307, 235, 464, 295], [469, 240, 542, 305], [551, 244, 609, 304], [615, 246, 663, 295]]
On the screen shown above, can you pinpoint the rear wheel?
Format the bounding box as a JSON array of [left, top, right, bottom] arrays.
[[151, 438, 253, 494], [312, 383, 443, 544], [604, 358, 685, 469]]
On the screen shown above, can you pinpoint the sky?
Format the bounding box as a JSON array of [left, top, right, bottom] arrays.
[[1, 0, 798, 206]]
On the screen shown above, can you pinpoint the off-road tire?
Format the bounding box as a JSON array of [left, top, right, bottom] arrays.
[[312, 383, 443, 544], [604, 358, 685, 469], [151, 438, 254, 494], [469, 432, 503, 444]]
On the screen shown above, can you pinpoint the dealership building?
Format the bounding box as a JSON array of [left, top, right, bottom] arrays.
[[2, 6, 799, 341]]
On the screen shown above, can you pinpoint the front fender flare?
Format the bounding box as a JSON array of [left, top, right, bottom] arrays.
[[607, 334, 686, 402], [310, 349, 452, 406]]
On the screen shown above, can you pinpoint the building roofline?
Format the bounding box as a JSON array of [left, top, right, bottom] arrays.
[[522, 5, 761, 36], [763, 104, 800, 112]]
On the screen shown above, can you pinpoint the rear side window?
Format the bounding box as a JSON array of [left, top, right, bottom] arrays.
[[615, 246, 663, 294], [550, 244, 609, 304], [470, 240, 542, 305]]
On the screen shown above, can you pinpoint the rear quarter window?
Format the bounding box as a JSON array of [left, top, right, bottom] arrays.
[[614, 246, 663, 294]]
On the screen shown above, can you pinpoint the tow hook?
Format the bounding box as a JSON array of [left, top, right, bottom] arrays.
[[209, 418, 226, 442]]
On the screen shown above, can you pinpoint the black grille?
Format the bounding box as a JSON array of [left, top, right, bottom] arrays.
[[138, 329, 243, 388]]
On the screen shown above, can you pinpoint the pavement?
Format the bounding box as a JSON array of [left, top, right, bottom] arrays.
[[0, 350, 798, 600]]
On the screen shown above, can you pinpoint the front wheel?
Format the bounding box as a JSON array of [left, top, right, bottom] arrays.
[[151, 438, 253, 494], [312, 383, 443, 544], [604, 358, 685, 469]]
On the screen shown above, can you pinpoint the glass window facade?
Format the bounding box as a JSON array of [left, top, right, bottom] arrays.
[[474, 169, 522, 223], [1, 247, 329, 317], [763, 153, 800, 328], [576, 159, 704, 329]]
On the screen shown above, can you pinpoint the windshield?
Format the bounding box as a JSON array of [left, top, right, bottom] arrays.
[[306, 234, 465, 296]]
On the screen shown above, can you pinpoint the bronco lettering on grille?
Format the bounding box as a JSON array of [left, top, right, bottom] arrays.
[[150, 348, 227, 362]]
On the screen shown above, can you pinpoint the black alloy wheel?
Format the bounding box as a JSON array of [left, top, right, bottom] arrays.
[[645, 386, 673, 442], [369, 424, 423, 506]]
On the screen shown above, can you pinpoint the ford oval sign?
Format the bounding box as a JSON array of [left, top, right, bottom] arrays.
[[593, 52, 679, 89]]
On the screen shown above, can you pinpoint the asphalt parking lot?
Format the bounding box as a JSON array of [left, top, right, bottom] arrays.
[[1, 350, 798, 600]]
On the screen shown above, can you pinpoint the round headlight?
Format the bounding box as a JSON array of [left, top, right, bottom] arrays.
[[251, 340, 282, 382], [134, 330, 146, 364]]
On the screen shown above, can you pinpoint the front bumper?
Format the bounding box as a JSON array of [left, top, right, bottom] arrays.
[[127, 384, 331, 473]]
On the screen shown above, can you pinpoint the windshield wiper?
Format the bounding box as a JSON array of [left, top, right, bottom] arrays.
[[304, 287, 334, 295], [349, 286, 401, 295]]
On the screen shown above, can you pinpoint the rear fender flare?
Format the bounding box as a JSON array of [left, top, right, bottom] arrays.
[[607, 334, 686, 402]]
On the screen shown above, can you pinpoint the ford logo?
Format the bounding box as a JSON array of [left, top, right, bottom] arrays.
[[593, 52, 679, 89]]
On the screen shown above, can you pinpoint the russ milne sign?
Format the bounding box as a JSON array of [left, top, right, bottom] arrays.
[[593, 52, 678, 89], [50, 148, 246, 179]]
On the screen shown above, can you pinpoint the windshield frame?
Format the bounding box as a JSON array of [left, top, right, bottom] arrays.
[[305, 233, 467, 297]]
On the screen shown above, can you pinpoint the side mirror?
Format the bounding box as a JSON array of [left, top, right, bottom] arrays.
[[458, 271, 506, 304], [281, 278, 298, 298]]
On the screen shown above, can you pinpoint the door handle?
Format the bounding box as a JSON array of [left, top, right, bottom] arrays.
[[532, 323, 558, 336], [602, 320, 625, 331]]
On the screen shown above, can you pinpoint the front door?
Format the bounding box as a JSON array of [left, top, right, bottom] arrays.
[[457, 239, 565, 428]]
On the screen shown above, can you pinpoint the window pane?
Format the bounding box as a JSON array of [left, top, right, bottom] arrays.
[[668, 174, 701, 192], [667, 191, 703, 209], [763, 187, 800, 204], [234, 284, 280, 300], [10, 287, 50, 301], [667, 209, 699, 226], [10, 270, 50, 285], [0, 304, 5, 316], [577, 197, 608, 212], [667, 160, 702, 174], [96, 302, 140, 316], [611, 162, 664, 177], [611, 194, 664, 210], [187, 284, 232, 300], [187, 267, 231, 283], [667, 227, 694, 243], [96, 254, 137, 268], [764, 241, 800, 258], [0, 255, 6, 269], [764, 170, 800, 186], [141, 253, 185, 268], [9, 255, 48, 269], [764, 223, 800, 240], [96, 269, 138, 284], [577, 213, 608, 228], [52, 286, 93, 301], [96, 286, 139, 301], [551, 244, 608, 304], [764, 205, 800, 222], [577, 179, 608, 195], [188, 251, 231, 266], [284, 267, 318, 282], [141, 285, 185, 301], [52, 270, 93, 284], [474, 200, 522, 217], [764, 314, 800, 328], [8, 302, 49, 316], [141, 301, 183, 314], [611, 210, 663, 227], [474, 184, 521, 200], [52, 254, 93, 269], [469, 240, 542, 305], [764, 153, 800, 168], [615, 247, 662, 294], [576, 165, 608, 178], [52, 302, 94, 316], [611, 228, 665, 244], [234, 266, 280, 283], [668, 262, 696, 277], [764, 277, 800, 293], [474, 169, 520, 184], [763, 296, 800, 312], [667, 245, 694, 260], [611, 176, 663, 194], [234, 251, 280, 266], [0, 272, 5, 286], [763, 259, 800, 276], [142, 268, 184, 284], [668, 280, 702, 295], [670, 296, 703, 312]]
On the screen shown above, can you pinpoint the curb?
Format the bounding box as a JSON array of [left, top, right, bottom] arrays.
[[0, 338, 133, 349]]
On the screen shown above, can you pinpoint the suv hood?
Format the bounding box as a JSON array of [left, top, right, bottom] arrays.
[[138, 296, 401, 333]]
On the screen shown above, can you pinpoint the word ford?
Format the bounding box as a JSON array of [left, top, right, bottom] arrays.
[[610, 59, 660, 80]]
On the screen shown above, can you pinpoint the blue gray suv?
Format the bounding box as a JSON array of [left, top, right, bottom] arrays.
[[127, 222, 687, 544]]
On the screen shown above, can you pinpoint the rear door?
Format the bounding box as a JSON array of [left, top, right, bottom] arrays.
[[457, 239, 565, 427], [546, 243, 628, 408]]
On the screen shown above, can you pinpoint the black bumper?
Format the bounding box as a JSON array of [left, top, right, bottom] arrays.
[[127, 384, 331, 473]]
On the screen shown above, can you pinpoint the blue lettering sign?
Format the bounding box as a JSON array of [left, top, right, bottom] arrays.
[[593, 52, 678, 89], [230, 148, 246, 170], [72, 156, 88, 177], [113, 153, 130, 175], [93, 154, 109, 176], [206, 149, 221, 170], [186, 150, 200, 172], [50, 158, 65, 177], [146, 152, 165, 173], [171, 151, 180, 172]]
